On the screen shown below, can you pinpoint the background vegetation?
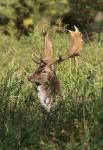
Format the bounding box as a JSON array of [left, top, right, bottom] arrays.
[[0, 0, 103, 35], [0, 0, 103, 150]]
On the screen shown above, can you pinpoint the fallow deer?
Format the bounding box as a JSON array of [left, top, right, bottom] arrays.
[[28, 26, 83, 112]]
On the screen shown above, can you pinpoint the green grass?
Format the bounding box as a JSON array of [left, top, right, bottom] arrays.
[[0, 28, 103, 150]]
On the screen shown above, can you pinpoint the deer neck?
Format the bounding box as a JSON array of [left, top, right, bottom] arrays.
[[37, 75, 61, 112], [37, 84, 53, 112]]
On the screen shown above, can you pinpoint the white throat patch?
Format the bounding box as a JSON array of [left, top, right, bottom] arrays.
[[38, 85, 53, 112]]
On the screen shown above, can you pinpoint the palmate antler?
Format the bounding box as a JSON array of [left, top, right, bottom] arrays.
[[51, 26, 83, 65], [42, 31, 53, 64], [32, 31, 53, 65]]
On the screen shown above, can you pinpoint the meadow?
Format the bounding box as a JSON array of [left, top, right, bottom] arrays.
[[0, 26, 103, 150]]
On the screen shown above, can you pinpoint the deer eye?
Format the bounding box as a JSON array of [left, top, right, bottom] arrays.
[[42, 70, 47, 73]]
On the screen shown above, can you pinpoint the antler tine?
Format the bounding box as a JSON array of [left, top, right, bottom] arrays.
[[41, 31, 53, 64], [32, 52, 41, 65], [51, 26, 83, 64], [32, 52, 47, 65], [74, 25, 79, 32]]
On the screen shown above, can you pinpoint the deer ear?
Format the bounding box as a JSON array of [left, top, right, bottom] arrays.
[[48, 71, 54, 81]]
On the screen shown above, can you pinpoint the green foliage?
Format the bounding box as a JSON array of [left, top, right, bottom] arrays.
[[0, 0, 103, 35], [0, 0, 69, 35], [69, 0, 103, 29], [0, 24, 103, 149]]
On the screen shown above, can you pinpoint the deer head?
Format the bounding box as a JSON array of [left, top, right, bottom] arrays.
[[28, 32, 56, 85], [28, 27, 83, 112]]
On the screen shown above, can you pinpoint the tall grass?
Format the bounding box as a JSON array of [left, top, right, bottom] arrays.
[[0, 28, 103, 149]]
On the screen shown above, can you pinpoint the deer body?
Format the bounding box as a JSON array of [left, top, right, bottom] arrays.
[[28, 27, 83, 112]]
